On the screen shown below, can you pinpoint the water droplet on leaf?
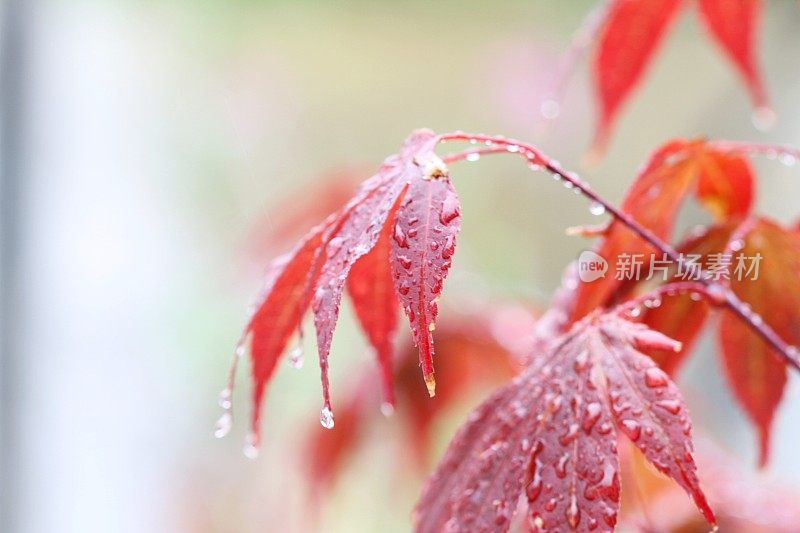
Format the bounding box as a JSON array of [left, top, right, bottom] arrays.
[[620, 419, 641, 441]]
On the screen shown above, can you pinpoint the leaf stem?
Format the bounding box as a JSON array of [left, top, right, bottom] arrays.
[[438, 131, 800, 372]]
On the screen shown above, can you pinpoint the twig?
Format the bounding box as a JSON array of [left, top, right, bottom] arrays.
[[438, 132, 800, 372]]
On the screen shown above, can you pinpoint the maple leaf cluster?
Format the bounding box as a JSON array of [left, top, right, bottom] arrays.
[[221, 130, 463, 448], [213, 2, 800, 530], [218, 126, 800, 532]]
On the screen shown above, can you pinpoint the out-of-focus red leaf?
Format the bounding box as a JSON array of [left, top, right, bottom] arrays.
[[583, 0, 771, 152], [696, 0, 768, 111], [695, 150, 754, 220], [620, 439, 800, 532], [414, 313, 714, 532], [305, 303, 531, 493], [391, 170, 462, 397], [347, 196, 403, 410], [572, 140, 754, 319], [717, 217, 800, 466], [591, 0, 684, 152]]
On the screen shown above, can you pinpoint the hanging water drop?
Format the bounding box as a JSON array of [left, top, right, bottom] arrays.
[[380, 402, 395, 417], [218, 387, 232, 410], [235, 343, 246, 358], [214, 412, 233, 438], [779, 153, 797, 167], [243, 433, 260, 459], [288, 343, 304, 369], [466, 152, 481, 162], [751, 106, 776, 131], [320, 406, 335, 429], [540, 99, 560, 120], [589, 202, 606, 216]]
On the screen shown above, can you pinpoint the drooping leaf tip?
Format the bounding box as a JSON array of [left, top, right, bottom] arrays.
[[425, 373, 436, 397]]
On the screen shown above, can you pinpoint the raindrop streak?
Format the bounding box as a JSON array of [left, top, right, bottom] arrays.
[[320, 406, 335, 429], [589, 202, 606, 216]]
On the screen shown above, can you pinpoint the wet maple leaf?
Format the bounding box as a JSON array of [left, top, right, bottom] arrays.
[[414, 312, 715, 532], [572, 139, 754, 319], [225, 129, 462, 447], [589, 0, 769, 152]]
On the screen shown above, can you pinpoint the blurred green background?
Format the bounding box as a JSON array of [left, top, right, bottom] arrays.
[[2, 1, 800, 532]]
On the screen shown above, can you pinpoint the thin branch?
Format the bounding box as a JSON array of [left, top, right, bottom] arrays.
[[438, 131, 800, 372], [614, 281, 713, 316]]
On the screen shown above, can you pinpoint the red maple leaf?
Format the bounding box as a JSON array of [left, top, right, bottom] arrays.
[[221, 129, 462, 449], [414, 311, 715, 532], [557, 0, 771, 153]]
